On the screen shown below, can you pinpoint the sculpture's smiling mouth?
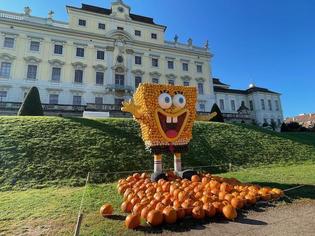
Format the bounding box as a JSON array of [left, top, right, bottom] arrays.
[[155, 108, 189, 142]]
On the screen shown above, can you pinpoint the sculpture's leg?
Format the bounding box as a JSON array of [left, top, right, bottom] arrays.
[[151, 154, 166, 182], [154, 154, 162, 173], [174, 153, 182, 173]]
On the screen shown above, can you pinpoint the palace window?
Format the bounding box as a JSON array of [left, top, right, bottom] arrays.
[[74, 70, 83, 83], [3, 37, 14, 48], [152, 58, 159, 67], [199, 103, 206, 112], [168, 61, 174, 69], [97, 50, 105, 60], [51, 67, 61, 82], [73, 95, 82, 105], [0, 91, 7, 102], [30, 41, 40, 52], [27, 65, 37, 80], [249, 100, 254, 111], [135, 76, 142, 88], [197, 65, 203, 73], [76, 48, 85, 57], [54, 44, 63, 55], [261, 99, 265, 110], [183, 81, 190, 86], [0, 62, 11, 78], [268, 99, 272, 111], [152, 78, 159, 84], [275, 100, 279, 111], [219, 99, 225, 111], [98, 23, 105, 30], [115, 74, 125, 86], [182, 63, 189, 71], [168, 80, 175, 85], [231, 100, 236, 111], [117, 27, 124, 31], [135, 30, 141, 36], [49, 94, 59, 104], [96, 72, 104, 85], [78, 19, 86, 26], [95, 97, 103, 105], [197, 83, 204, 94], [135, 56, 142, 65], [151, 33, 157, 39]]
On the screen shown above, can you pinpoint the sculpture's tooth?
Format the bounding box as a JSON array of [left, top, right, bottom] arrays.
[[166, 116, 172, 123], [173, 116, 178, 123]]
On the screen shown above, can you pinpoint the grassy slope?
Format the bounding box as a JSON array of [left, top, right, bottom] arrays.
[[1, 116, 315, 190], [1, 163, 314, 236]]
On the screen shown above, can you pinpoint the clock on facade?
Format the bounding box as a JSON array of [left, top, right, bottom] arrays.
[[117, 55, 124, 63]]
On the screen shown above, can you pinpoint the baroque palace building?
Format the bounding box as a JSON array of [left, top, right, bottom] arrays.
[[0, 0, 283, 125]]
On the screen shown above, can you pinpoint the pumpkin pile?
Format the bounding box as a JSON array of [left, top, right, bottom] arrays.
[[102, 172, 284, 229]]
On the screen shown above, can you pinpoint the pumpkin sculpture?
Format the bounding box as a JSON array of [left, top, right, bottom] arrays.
[[121, 83, 216, 181]]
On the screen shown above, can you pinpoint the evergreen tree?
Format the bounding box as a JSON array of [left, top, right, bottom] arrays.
[[17, 87, 44, 116], [210, 103, 224, 122], [280, 122, 288, 132]]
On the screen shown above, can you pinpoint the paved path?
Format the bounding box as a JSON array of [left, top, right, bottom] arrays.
[[158, 200, 315, 236]]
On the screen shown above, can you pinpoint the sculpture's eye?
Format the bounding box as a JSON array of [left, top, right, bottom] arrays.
[[158, 93, 172, 109], [173, 94, 186, 108]]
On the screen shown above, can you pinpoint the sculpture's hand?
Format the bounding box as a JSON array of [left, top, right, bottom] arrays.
[[121, 99, 142, 119], [196, 112, 218, 121]]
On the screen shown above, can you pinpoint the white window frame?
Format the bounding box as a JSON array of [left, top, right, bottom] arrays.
[[51, 67, 61, 82], [49, 94, 59, 105], [3, 37, 15, 49], [53, 44, 64, 55], [0, 90, 8, 102], [96, 71, 104, 85], [0, 62, 12, 79], [26, 64, 38, 80], [30, 41, 40, 52]]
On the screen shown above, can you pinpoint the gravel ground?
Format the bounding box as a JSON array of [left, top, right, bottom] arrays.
[[159, 200, 315, 236]]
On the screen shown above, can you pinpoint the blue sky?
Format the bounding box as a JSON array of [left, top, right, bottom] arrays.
[[1, 0, 314, 117]]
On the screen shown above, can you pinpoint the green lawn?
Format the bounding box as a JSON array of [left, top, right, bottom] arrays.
[[1, 116, 315, 190], [1, 163, 314, 236]]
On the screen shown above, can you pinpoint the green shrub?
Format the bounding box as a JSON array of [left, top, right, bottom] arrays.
[[17, 87, 43, 116]]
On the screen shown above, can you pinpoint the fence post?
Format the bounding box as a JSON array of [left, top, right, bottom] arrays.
[[229, 163, 232, 172], [74, 172, 90, 236]]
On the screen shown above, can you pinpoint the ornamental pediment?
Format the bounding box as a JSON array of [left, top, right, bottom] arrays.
[[24, 56, 42, 63], [131, 69, 145, 76], [48, 59, 65, 66], [165, 73, 177, 79], [181, 75, 192, 81], [149, 71, 162, 78], [71, 62, 87, 69], [0, 53, 16, 61], [93, 64, 108, 71], [196, 77, 205, 83], [106, 30, 134, 41]]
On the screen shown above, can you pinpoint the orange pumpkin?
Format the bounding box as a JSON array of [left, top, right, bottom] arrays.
[[121, 201, 133, 213], [222, 205, 237, 220], [147, 210, 164, 226], [133, 203, 145, 215], [231, 197, 244, 209], [191, 175, 200, 182], [192, 206, 205, 220], [203, 203, 216, 217], [125, 214, 140, 229], [100, 204, 113, 217], [163, 207, 177, 224], [141, 206, 152, 220], [175, 207, 186, 220]]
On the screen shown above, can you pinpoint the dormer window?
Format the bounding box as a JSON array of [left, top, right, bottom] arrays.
[[118, 7, 124, 13], [135, 30, 141, 36], [78, 19, 86, 26], [151, 33, 157, 39], [98, 23, 105, 30]]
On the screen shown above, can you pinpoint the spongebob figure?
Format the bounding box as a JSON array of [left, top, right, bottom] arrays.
[[122, 83, 216, 181]]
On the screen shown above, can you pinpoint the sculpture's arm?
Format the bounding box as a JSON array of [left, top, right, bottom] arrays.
[[121, 99, 143, 119], [196, 112, 218, 121]]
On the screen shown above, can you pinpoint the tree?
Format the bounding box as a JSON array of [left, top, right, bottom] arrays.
[[17, 87, 44, 116], [270, 120, 277, 131], [280, 122, 288, 132], [210, 103, 224, 122]]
